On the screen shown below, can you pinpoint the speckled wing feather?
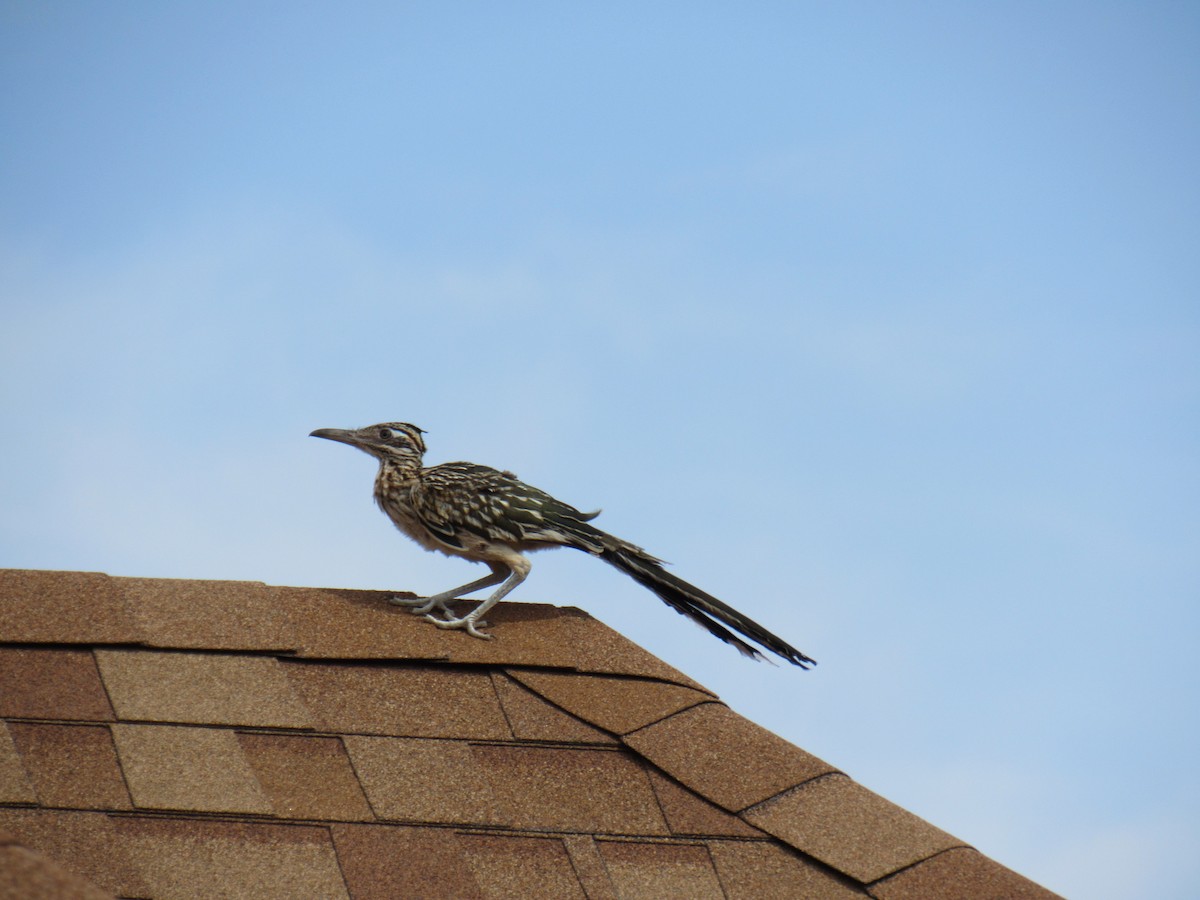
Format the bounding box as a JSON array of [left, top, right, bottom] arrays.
[[412, 463, 610, 552]]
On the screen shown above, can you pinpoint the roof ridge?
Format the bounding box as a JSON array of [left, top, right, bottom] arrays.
[[0, 568, 708, 688]]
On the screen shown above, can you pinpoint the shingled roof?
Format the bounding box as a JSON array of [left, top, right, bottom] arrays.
[[0, 568, 1058, 899]]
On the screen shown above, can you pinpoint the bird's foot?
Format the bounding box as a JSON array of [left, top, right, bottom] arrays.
[[388, 595, 453, 617], [423, 613, 494, 641]]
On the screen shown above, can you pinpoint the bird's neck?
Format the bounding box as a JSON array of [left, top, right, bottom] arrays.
[[375, 455, 422, 491]]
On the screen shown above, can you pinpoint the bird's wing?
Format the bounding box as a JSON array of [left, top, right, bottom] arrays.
[[414, 463, 605, 550]]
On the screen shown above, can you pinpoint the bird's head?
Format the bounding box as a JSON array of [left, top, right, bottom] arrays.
[[310, 422, 427, 464]]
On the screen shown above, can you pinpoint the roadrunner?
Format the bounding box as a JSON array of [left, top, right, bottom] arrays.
[[311, 422, 815, 667]]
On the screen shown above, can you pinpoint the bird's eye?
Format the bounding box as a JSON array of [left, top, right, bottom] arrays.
[[378, 428, 393, 440]]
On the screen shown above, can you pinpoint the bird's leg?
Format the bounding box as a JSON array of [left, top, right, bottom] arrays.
[[388, 562, 509, 619], [426, 558, 530, 640]]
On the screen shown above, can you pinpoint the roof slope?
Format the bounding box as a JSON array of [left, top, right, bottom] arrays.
[[0, 568, 1059, 899]]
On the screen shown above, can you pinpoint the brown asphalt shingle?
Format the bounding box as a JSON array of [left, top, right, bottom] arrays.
[[111, 723, 274, 815], [490, 672, 616, 744], [95, 648, 315, 728], [561, 835, 620, 900], [111, 817, 349, 900], [645, 768, 762, 838], [0, 722, 37, 804], [343, 735, 500, 826], [6, 723, 131, 810], [507, 667, 712, 733], [0, 843, 116, 900], [0, 568, 1062, 898], [237, 733, 374, 821], [0, 809, 148, 897], [0, 570, 137, 644], [115, 576, 296, 651], [471, 743, 669, 834], [330, 824, 487, 900], [708, 840, 865, 899], [869, 846, 1057, 900], [458, 833, 590, 900], [285, 662, 512, 739], [625, 701, 837, 811], [596, 839, 726, 899], [743, 773, 963, 882], [0, 648, 114, 721]]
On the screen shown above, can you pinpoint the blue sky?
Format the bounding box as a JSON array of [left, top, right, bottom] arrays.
[[2, 3, 1197, 896]]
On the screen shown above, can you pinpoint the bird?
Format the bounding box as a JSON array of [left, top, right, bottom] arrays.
[[310, 422, 815, 668]]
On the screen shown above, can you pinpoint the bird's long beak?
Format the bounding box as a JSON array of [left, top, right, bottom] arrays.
[[310, 427, 359, 446]]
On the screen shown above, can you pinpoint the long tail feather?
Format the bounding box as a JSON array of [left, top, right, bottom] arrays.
[[600, 547, 816, 668]]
